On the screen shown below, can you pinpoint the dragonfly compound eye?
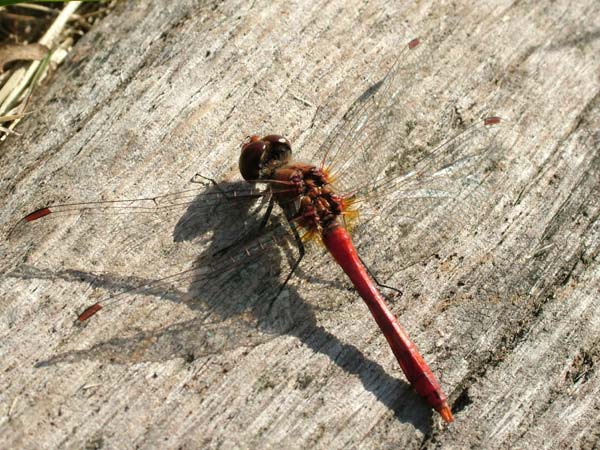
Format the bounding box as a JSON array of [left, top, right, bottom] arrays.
[[262, 135, 291, 149], [239, 138, 267, 181], [261, 134, 292, 167]]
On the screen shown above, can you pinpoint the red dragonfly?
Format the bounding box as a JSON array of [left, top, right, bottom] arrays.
[[12, 38, 506, 423]]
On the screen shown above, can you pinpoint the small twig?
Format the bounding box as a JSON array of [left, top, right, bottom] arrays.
[[10, 3, 58, 14], [290, 92, 315, 108], [0, 112, 27, 123], [16, 50, 51, 114], [528, 243, 555, 259], [0, 124, 20, 135], [7, 396, 19, 418], [0, 2, 81, 116]]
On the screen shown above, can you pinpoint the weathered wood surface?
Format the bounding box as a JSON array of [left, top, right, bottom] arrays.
[[1, 1, 599, 448]]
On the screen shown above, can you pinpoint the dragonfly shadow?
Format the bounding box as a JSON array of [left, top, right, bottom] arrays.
[[31, 180, 435, 431]]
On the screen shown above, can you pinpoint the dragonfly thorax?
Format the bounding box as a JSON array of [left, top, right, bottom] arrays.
[[240, 135, 353, 237], [272, 163, 346, 237]]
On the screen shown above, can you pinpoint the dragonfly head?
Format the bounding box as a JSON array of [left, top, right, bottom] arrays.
[[240, 134, 292, 181]]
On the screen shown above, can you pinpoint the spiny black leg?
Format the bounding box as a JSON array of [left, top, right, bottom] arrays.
[[212, 196, 276, 257], [358, 254, 403, 298], [267, 220, 305, 314], [191, 173, 215, 184], [193, 173, 274, 228], [258, 196, 274, 230], [191, 173, 277, 257], [191, 173, 237, 199], [280, 220, 306, 290]]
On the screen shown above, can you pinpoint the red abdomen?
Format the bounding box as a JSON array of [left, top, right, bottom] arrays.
[[322, 226, 453, 422]]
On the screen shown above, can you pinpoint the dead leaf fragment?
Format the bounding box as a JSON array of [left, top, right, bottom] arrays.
[[0, 43, 49, 73]]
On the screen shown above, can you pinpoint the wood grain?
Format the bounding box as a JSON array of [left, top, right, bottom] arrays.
[[1, 1, 599, 448]]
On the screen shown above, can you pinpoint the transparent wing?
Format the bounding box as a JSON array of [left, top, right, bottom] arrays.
[[311, 37, 512, 270], [316, 37, 503, 199], [349, 119, 507, 272], [70, 221, 298, 320], [7, 179, 283, 261], [313, 38, 428, 192], [10, 218, 313, 365], [7, 176, 348, 364]]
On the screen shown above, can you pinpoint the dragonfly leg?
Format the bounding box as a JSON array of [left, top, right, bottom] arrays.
[[357, 254, 403, 299], [212, 197, 275, 257], [267, 220, 305, 313], [192, 173, 253, 204], [194, 171, 275, 235], [190, 173, 235, 198], [257, 196, 275, 230], [190, 173, 212, 183], [192, 173, 275, 233]]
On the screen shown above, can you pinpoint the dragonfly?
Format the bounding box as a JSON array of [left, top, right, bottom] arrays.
[[11, 38, 507, 423]]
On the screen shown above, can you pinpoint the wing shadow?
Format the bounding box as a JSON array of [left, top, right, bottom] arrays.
[[27, 179, 435, 431]]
